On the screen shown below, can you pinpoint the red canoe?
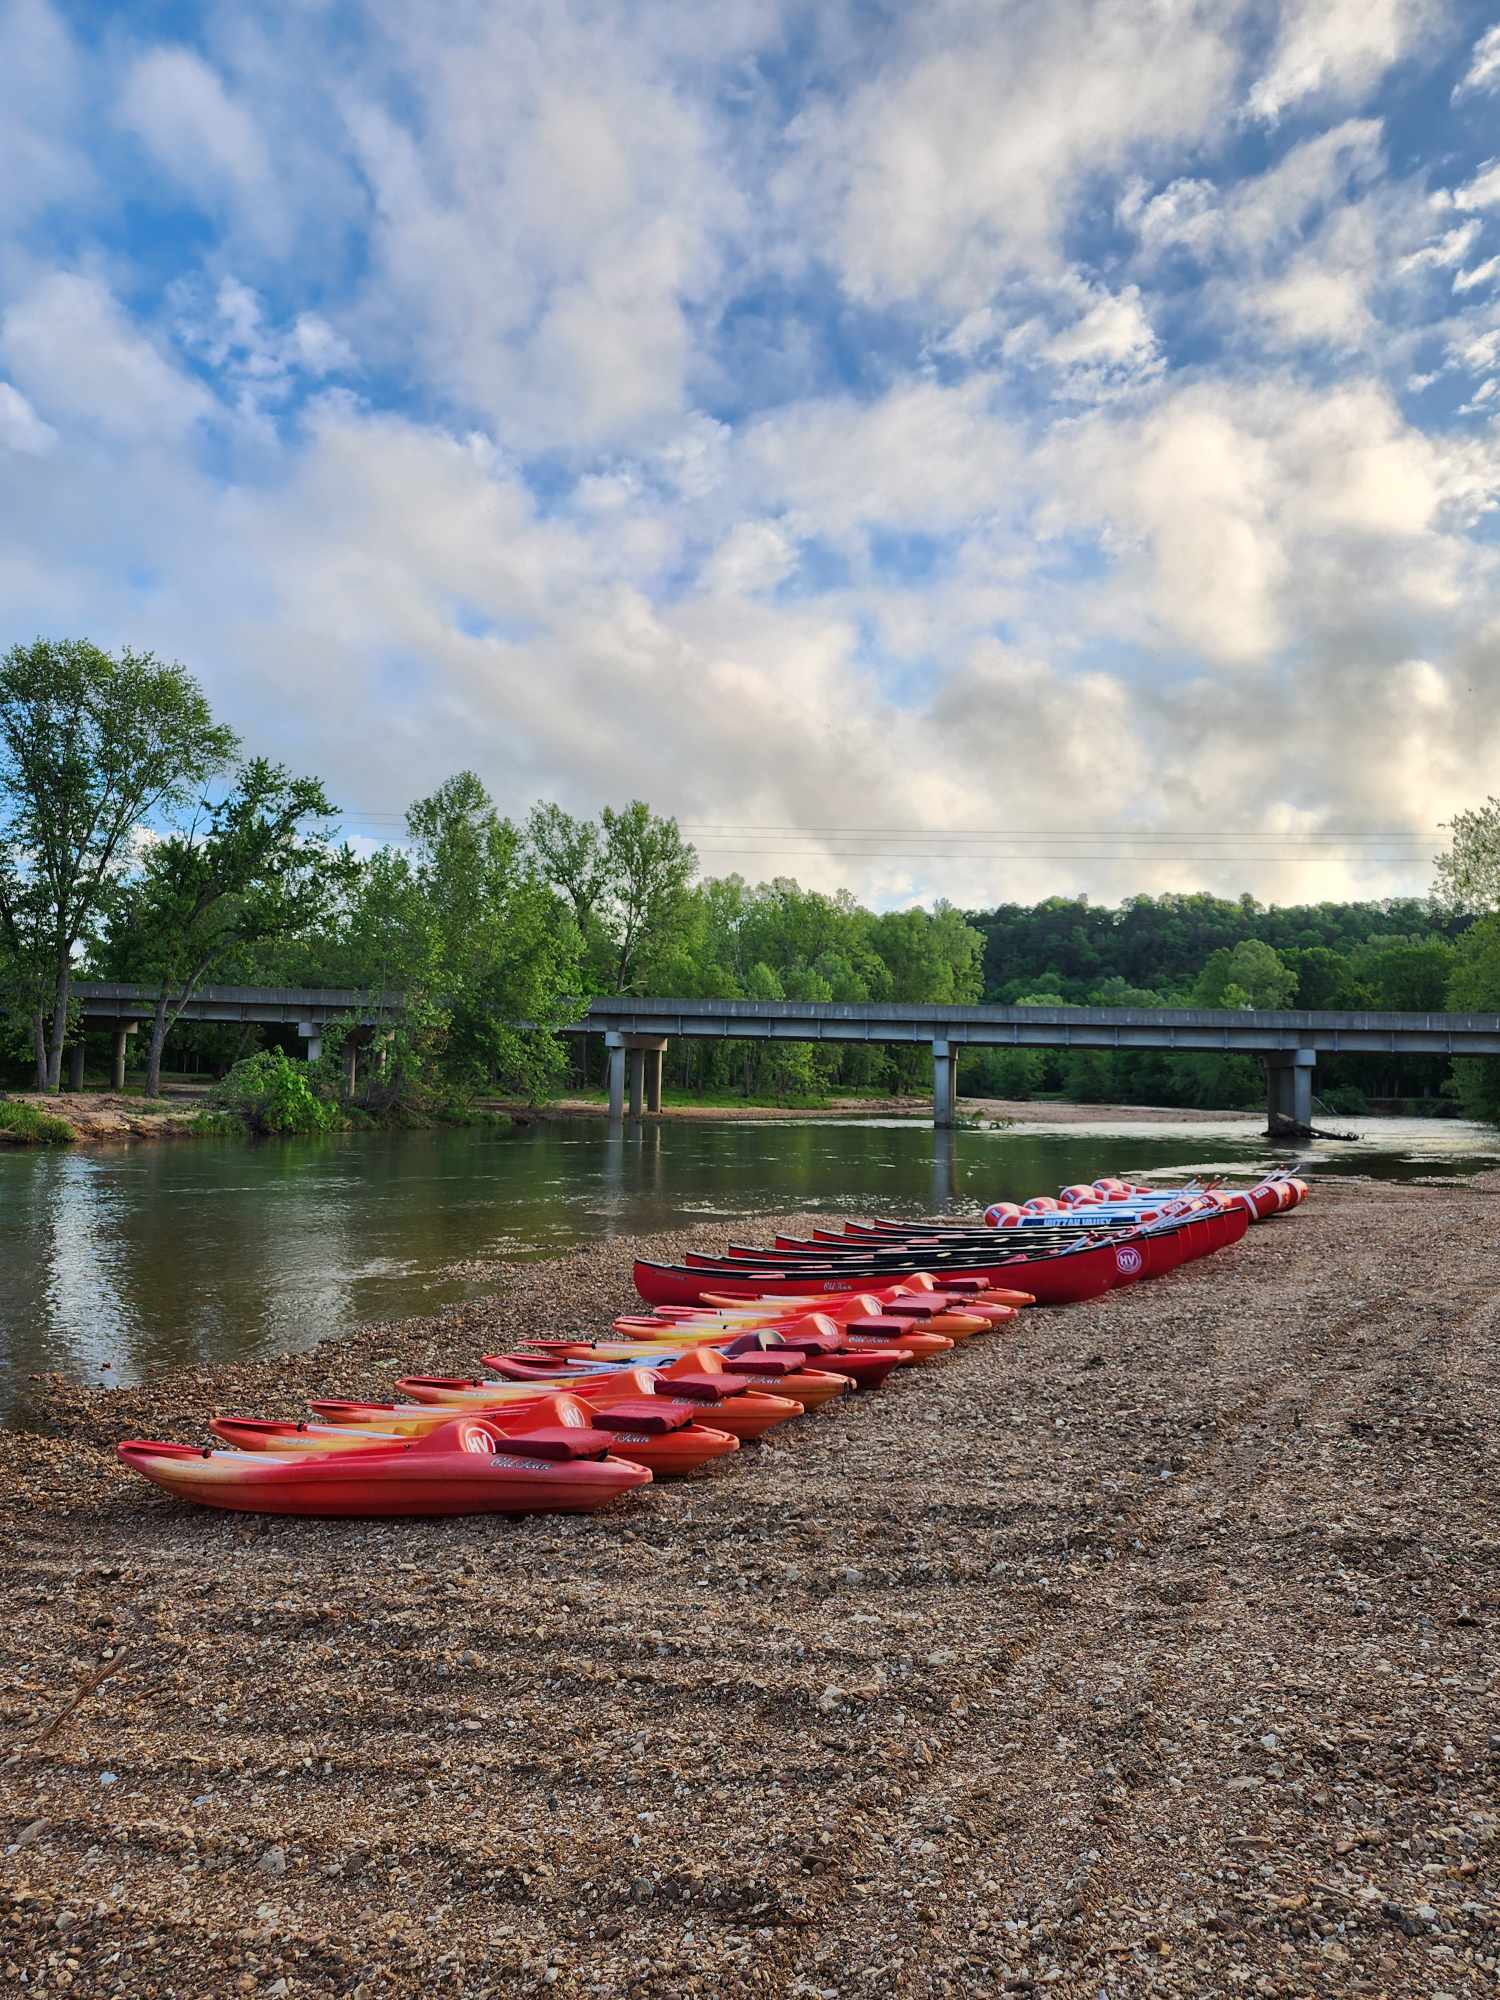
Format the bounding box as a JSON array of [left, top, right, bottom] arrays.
[[634, 1207, 1248, 1308]]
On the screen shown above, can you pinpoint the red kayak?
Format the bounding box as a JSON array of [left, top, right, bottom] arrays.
[[118, 1415, 653, 1517]]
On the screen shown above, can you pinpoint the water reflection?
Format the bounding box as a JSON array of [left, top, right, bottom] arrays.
[[3, 1114, 1495, 1415]]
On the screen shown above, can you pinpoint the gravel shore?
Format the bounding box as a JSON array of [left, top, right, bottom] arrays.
[[4, 1182, 1499, 1997]]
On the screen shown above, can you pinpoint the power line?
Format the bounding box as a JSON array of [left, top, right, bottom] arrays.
[[330, 810, 1439, 846]]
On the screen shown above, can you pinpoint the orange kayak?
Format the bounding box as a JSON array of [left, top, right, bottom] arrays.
[[211, 1392, 740, 1479], [394, 1352, 803, 1442], [495, 1344, 853, 1411]]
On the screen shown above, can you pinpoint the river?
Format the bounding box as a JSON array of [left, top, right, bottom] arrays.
[[2, 1112, 1495, 1417]]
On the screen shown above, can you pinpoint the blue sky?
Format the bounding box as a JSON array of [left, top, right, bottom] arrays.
[[2, 0, 1499, 907]]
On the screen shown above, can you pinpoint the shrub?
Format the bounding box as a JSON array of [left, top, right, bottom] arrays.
[[1319, 1084, 1369, 1116], [0, 1101, 76, 1145], [206, 1050, 339, 1136]]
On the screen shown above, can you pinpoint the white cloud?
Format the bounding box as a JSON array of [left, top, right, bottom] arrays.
[[0, 0, 95, 227], [1, 272, 214, 445], [1455, 255, 1500, 295], [337, 8, 748, 449], [1453, 23, 1500, 98], [0, 380, 56, 456], [118, 46, 271, 205], [171, 277, 355, 420], [702, 520, 798, 597], [1455, 158, 1500, 211], [1221, 120, 1386, 256], [1120, 176, 1221, 258], [1044, 285, 1159, 367], [1257, 257, 1373, 347], [1248, 0, 1440, 123], [1399, 219, 1483, 273], [779, 0, 1242, 309], [737, 380, 1019, 544], [1038, 377, 1482, 668]]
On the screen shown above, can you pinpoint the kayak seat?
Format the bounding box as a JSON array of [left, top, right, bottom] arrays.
[[720, 1353, 804, 1380], [660, 1370, 747, 1402], [769, 1330, 841, 1356], [590, 1398, 694, 1436], [492, 1425, 613, 1462]]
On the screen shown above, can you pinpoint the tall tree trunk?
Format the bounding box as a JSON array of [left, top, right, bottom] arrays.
[[146, 996, 170, 1099], [32, 1009, 47, 1091], [46, 960, 71, 1093]]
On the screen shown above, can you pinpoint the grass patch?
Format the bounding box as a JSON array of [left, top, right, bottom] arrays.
[[193, 1109, 249, 1136], [439, 1106, 513, 1130], [0, 1101, 76, 1146]]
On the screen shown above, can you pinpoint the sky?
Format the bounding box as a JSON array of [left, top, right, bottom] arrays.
[[2, 0, 1500, 912]]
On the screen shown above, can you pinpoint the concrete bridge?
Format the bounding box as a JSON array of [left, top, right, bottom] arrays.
[[581, 996, 1500, 1132], [75, 983, 1500, 1131], [74, 982, 400, 1091]]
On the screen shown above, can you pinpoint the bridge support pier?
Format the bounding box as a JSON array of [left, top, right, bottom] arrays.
[[606, 1032, 625, 1124], [68, 1042, 85, 1091], [1265, 1050, 1314, 1135], [609, 1035, 667, 1123], [627, 1047, 645, 1120], [111, 1023, 137, 1090], [932, 1037, 957, 1128], [297, 1023, 323, 1064], [607, 1034, 669, 1125]]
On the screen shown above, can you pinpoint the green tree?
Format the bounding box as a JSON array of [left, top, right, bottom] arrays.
[[524, 802, 608, 937], [1349, 935, 1455, 1010], [1194, 939, 1298, 1010], [406, 773, 583, 1098], [598, 802, 696, 992], [0, 842, 53, 1086], [1435, 799, 1500, 912], [0, 638, 236, 1090], [1448, 914, 1500, 1123], [1283, 946, 1370, 1010], [526, 799, 695, 994], [100, 759, 352, 1096], [1060, 1049, 1116, 1102], [872, 903, 984, 1003]]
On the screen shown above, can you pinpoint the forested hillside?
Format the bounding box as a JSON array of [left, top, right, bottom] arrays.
[[960, 891, 1484, 1116]]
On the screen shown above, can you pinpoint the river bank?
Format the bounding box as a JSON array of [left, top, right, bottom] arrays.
[[0, 1084, 1261, 1148], [5, 1181, 1499, 1996], [501, 1093, 1263, 1127], [0, 1089, 204, 1144], [0, 1089, 513, 1148]]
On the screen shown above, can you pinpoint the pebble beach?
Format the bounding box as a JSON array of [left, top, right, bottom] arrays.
[[4, 1179, 1499, 1997]]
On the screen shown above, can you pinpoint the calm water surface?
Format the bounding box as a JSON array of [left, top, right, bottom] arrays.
[[2, 1113, 1494, 1415]]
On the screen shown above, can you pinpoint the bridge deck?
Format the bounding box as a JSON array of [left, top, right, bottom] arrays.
[[75, 984, 1500, 1131]]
